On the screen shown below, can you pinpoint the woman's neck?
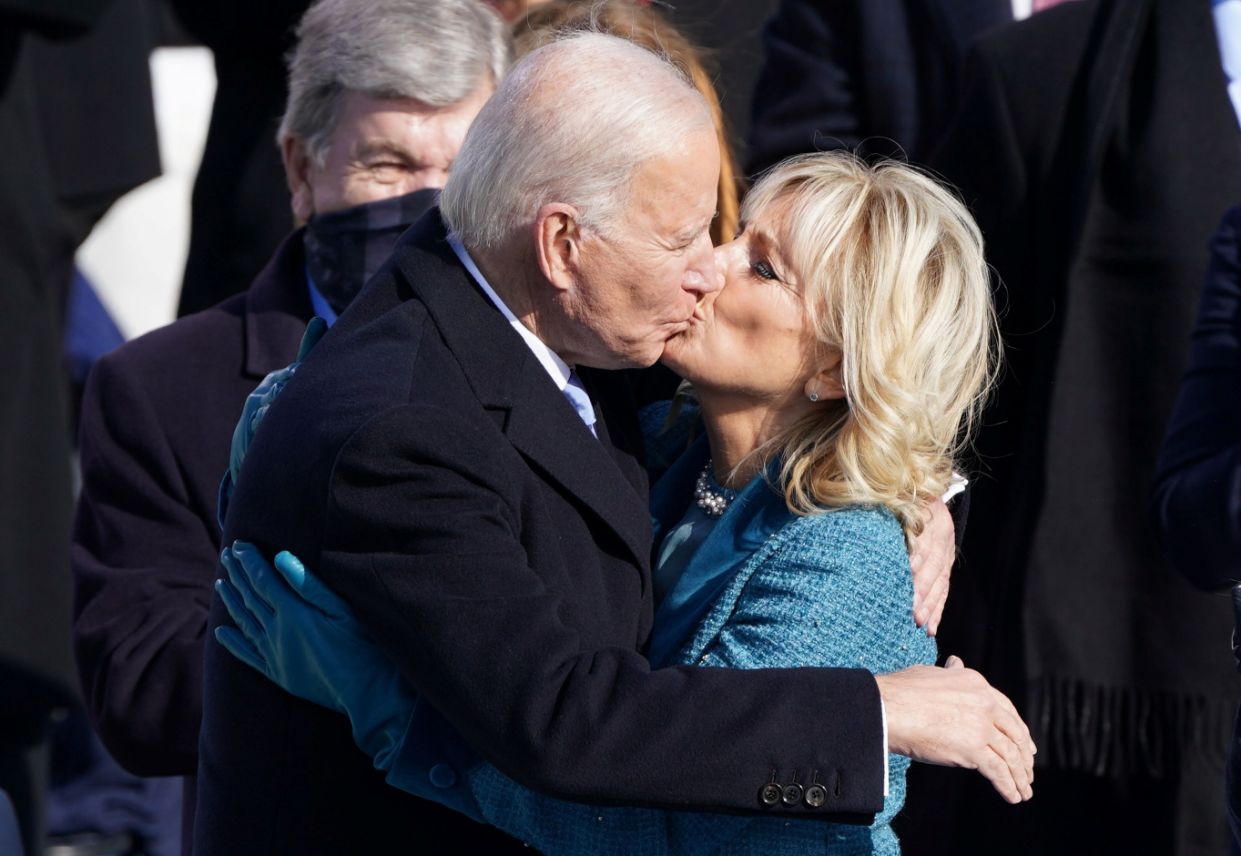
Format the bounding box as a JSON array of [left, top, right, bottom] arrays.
[[696, 390, 811, 489]]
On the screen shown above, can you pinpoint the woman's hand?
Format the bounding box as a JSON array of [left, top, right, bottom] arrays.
[[214, 542, 418, 770]]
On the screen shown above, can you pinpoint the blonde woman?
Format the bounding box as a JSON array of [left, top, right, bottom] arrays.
[[217, 151, 1008, 854]]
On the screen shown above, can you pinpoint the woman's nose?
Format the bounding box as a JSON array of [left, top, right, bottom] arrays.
[[711, 241, 739, 292]]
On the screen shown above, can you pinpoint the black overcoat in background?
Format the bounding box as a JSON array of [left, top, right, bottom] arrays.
[[72, 232, 312, 846], [1152, 204, 1241, 850], [0, 0, 158, 726], [0, 0, 158, 850], [169, 0, 308, 317], [923, 1, 1241, 852], [195, 210, 887, 854], [746, 0, 1012, 174], [1154, 205, 1241, 592]]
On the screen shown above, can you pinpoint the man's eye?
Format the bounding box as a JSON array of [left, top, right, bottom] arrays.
[[368, 161, 409, 172], [752, 260, 778, 280]]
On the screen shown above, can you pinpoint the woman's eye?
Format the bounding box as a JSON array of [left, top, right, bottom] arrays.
[[752, 260, 778, 280]]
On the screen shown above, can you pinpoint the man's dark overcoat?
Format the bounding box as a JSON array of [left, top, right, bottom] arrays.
[[168, 0, 309, 317], [75, 220, 522, 852], [75, 233, 312, 783], [0, 0, 158, 725], [0, 1, 158, 849], [195, 210, 888, 854], [746, 0, 1012, 173]]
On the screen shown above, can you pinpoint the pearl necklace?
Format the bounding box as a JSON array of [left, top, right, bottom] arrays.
[[694, 460, 737, 518]]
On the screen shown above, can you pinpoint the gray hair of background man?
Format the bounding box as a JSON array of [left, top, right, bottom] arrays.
[[440, 31, 713, 251], [278, 0, 511, 165]]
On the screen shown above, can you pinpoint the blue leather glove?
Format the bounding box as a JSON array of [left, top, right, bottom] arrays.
[[215, 543, 415, 770], [217, 316, 328, 528], [214, 543, 485, 820]]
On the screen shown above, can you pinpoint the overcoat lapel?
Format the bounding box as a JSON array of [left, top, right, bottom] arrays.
[[578, 366, 649, 502], [243, 229, 316, 379], [502, 368, 653, 570], [393, 213, 652, 572]]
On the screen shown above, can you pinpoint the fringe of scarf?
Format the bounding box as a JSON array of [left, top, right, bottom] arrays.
[[1029, 675, 1237, 777]]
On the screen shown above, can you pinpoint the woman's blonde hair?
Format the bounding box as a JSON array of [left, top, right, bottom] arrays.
[[512, 0, 742, 246], [748, 152, 999, 537]]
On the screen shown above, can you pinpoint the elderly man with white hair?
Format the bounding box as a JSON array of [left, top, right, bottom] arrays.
[[196, 29, 1027, 855], [71, 0, 509, 850]]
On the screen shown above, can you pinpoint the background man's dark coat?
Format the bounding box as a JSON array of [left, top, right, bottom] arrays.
[[73, 192, 499, 852], [924, 1, 1241, 852], [746, 0, 1012, 173], [1153, 205, 1241, 593], [0, 0, 158, 851], [169, 0, 308, 316], [72, 232, 311, 847], [1153, 204, 1241, 852]]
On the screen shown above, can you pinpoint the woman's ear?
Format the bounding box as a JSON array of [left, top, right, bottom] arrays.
[[805, 352, 846, 402], [533, 203, 584, 294]]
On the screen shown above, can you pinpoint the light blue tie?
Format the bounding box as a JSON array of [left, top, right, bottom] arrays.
[[564, 371, 598, 438]]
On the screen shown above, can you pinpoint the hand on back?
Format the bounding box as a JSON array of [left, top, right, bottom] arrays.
[[875, 656, 1035, 804]]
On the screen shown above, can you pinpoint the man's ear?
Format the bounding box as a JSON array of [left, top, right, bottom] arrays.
[[805, 351, 846, 402], [281, 135, 315, 224], [533, 203, 584, 294]]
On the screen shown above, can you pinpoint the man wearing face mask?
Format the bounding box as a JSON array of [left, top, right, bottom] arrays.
[[70, 0, 513, 850]]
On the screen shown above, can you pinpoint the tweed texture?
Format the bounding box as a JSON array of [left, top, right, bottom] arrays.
[[468, 503, 936, 854]]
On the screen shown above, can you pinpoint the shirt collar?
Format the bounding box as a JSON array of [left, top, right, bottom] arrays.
[[447, 235, 573, 392], [305, 267, 339, 327]]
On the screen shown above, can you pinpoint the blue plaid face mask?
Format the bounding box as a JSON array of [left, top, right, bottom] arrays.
[[303, 187, 439, 316]]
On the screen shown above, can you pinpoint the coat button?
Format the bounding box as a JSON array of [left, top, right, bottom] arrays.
[[759, 783, 783, 806], [782, 783, 804, 806], [429, 763, 457, 789], [804, 784, 828, 808]]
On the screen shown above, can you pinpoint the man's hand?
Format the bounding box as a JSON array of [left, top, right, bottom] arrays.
[[875, 656, 1034, 804], [909, 498, 954, 634]]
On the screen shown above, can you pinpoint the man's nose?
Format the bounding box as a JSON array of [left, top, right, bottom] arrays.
[[683, 235, 722, 296], [700, 239, 741, 294]]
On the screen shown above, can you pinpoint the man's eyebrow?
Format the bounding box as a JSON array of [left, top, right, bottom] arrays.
[[353, 140, 418, 164], [674, 215, 716, 243]]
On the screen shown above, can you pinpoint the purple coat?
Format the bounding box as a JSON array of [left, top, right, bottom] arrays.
[[73, 231, 312, 780]]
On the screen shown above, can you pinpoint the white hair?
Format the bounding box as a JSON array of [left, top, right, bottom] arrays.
[[440, 30, 713, 251], [279, 0, 511, 164]]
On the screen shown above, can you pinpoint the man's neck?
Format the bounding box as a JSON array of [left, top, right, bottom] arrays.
[[468, 242, 562, 357]]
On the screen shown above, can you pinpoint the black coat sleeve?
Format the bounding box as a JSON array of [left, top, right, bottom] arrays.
[[1153, 205, 1241, 591], [315, 403, 886, 817], [72, 352, 220, 776]]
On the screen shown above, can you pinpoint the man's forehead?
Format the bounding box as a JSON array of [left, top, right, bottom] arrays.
[[334, 92, 480, 154], [630, 135, 719, 230]]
